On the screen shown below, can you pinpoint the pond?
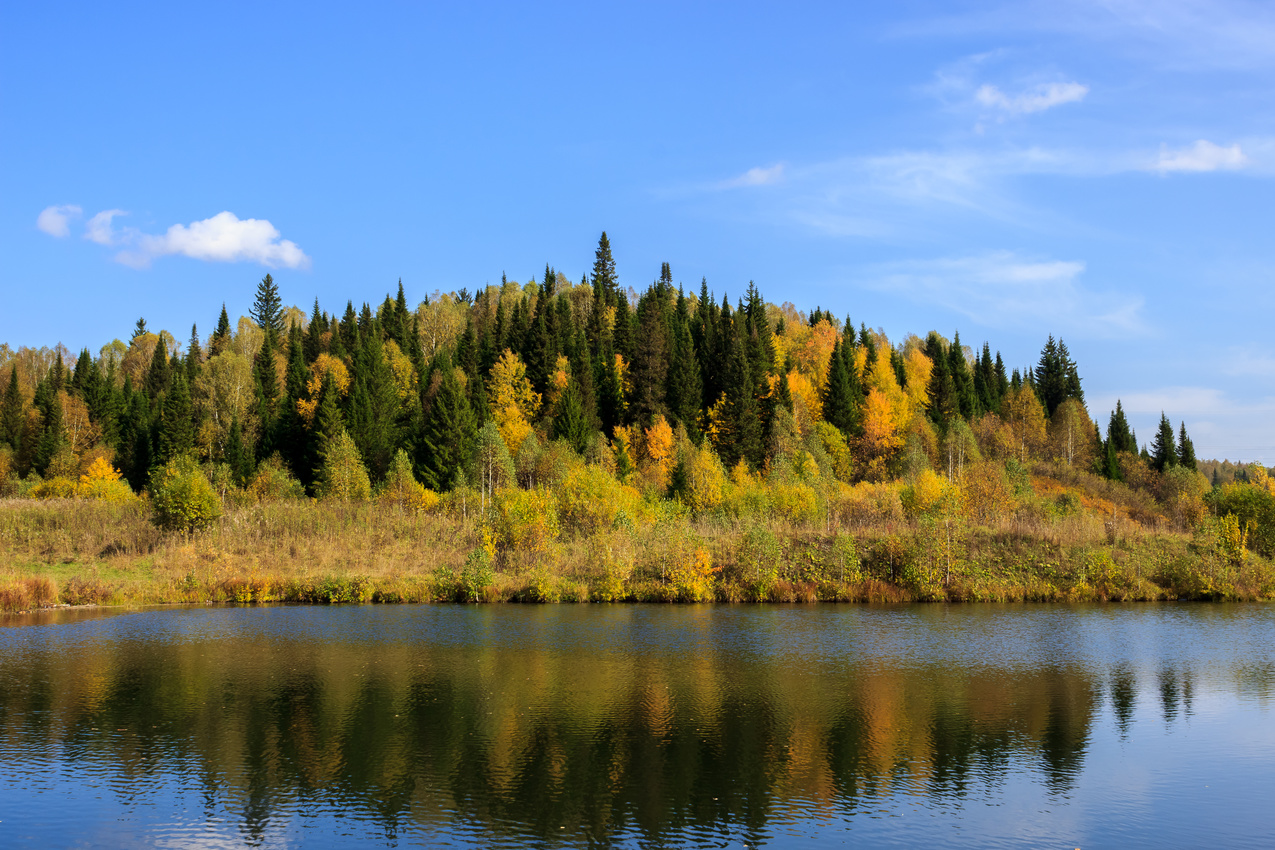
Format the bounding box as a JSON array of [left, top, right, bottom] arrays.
[[1, 603, 1272, 848]]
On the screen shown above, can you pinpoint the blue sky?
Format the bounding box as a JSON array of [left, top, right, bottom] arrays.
[[3, 0, 1273, 463]]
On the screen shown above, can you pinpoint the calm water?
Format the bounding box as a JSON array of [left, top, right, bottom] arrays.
[[1, 604, 1272, 848]]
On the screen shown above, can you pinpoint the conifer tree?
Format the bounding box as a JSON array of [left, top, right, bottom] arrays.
[[1, 367, 23, 451], [1107, 401, 1137, 455], [156, 373, 194, 464], [210, 305, 232, 356], [224, 415, 252, 486], [948, 331, 978, 419], [822, 339, 857, 436], [630, 288, 669, 425], [666, 307, 703, 442], [552, 376, 590, 455], [304, 298, 325, 363], [1177, 422, 1197, 471], [250, 273, 285, 345], [132, 318, 148, 340], [417, 354, 476, 491], [1150, 412, 1177, 472], [145, 335, 171, 401]]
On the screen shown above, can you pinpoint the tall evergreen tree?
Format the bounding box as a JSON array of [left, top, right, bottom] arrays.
[[145, 335, 171, 401], [1107, 401, 1137, 455], [1, 367, 23, 451], [250, 273, 285, 344], [156, 373, 194, 464], [210, 305, 232, 356], [184, 324, 202, 385], [417, 353, 476, 490], [822, 339, 858, 436], [1150, 412, 1177, 472], [948, 331, 978, 419], [1177, 422, 1197, 471]]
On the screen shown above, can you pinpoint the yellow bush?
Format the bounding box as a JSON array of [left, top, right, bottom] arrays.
[[901, 469, 956, 518], [75, 456, 136, 502], [769, 481, 822, 526], [31, 477, 77, 499], [490, 487, 559, 562], [834, 481, 904, 526], [556, 464, 643, 535], [669, 545, 717, 602]]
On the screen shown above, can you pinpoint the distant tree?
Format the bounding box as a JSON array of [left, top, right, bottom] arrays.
[[1150, 412, 1177, 472], [1177, 421, 1197, 471], [250, 273, 285, 343]]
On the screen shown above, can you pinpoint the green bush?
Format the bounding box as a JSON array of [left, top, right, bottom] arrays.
[[150, 455, 222, 533]]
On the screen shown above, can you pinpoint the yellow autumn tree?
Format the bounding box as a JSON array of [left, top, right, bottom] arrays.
[[488, 348, 541, 454], [644, 414, 675, 487], [1003, 384, 1048, 462], [382, 339, 418, 403], [297, 354, 351, 425]]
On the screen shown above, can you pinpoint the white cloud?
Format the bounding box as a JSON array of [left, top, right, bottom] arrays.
[[124, 211, 310, 269], [85, 209, 129, 245], [1156, 139, 1248, 172], [862, 251, 1146, 337], [718, 163, 785, 189], [72, 209, 310, 269], [36, 204, 81, 237], [975, 81, 1089, 115]]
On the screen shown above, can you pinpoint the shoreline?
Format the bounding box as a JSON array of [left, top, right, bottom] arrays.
[[4, 496, 1271, 613]]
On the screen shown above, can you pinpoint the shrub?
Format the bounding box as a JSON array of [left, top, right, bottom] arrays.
[[378, 448, 439, 513], [489, 487, 559, 566], [316, 429, 372, 502], [150, 455, 222, 533], [77, 456, 136, 502], [30, 477, 77, 499], [556, 464, 641, 535], [248, 453, 306, 501]]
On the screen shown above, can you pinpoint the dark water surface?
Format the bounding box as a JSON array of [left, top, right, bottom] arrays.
[[1, 604, 1272, 848]]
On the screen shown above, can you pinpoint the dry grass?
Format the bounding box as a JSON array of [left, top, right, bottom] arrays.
[[2, 484, 1272, 612]]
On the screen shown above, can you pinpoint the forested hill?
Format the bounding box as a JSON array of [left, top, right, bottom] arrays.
[[0, 232, 1220, 501]]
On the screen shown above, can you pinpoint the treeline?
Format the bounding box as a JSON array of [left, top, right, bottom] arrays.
[[0, 232, 1255, 526]]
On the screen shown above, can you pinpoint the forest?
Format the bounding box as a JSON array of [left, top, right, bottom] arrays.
[[2, 233, 1274, 610]]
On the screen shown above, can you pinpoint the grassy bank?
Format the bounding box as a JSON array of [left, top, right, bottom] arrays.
[[3, 493, 1271, 613]]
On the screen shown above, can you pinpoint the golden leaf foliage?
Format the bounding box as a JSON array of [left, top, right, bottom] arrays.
[[1048, 398, 1097, 468], [488, 349, 541, 454], [297, 354, 351, 425], [382, 339, 418, 403], [76, 456, 136, 502], [1002, 385, 1048, 461], [557, 464, 646, 535], [960, 460, 1016, 524], [787, 369, 821, 426], [900, 469, 957, 518], [681, 442, 726, 514], [546, 355, 571, 411], [814, 422, 854, 482], [643, 414, 675, 488], [489, 487, 559, 564]]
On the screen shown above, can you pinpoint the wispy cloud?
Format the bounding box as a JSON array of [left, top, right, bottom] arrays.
[[861, 251, 1146, 337], [1155, 139, 1248, 172], [975, 81, 1089, 115], [36, 205, 82, 237], [718, 163, 785, 189], [85, 209, 129, 245]]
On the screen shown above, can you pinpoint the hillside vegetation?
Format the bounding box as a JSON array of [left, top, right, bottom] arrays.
[[3, 234, 1273, 611]]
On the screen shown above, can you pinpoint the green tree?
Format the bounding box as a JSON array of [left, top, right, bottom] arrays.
[[150, 455, 221, 533], [1150, 412, 1177, 472], [250, 273, 285, 344], [156, 372, 194, 464], [418, 356, 476, 491], [316, 427, 372, 501], [1177, 421, 1197, 471], [1, 367, 22, 451]]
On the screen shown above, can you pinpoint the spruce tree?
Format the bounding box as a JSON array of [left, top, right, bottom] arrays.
[[1, 367, 23, 451], [145, 336, 171, 401], [210, 305, 232, 356], [948, 331, 978, 419], [156, 373, 194, 464], [1107, 401, 1137, 455], [1150, 412, 1177, 472], [630, 288, 669, 425], [184, 324, 201, 385], [250, 273, 285, 344], [822, 339, 857, 436], [1177, 422, 1197, 471], [417, 354, 476, 490], [552, 376, 590, 455]]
